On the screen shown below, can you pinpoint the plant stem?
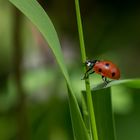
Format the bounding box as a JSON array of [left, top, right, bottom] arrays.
[[74, 0, 86, 62], [74, 0, 98, 140], [85, 80, 98, 140], [81, 91, 91, 136]]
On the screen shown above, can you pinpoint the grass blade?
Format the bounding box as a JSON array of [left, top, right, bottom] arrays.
[[82, 88, 116, 140], [9, 0, 89, 139], [81, 91, 91, 136], [75, 0, 98, 139], [92, 79, 140, 91], [82, 78, 140, 140], [92, 88, 116, 140]]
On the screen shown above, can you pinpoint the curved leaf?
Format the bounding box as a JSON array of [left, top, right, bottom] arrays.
[[9, 0, 89, 140], [92, 79, 140, 90]]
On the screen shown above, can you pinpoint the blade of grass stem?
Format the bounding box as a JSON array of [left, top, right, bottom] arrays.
[[81, 91, 91, 135], [75, 0, 98, 139]]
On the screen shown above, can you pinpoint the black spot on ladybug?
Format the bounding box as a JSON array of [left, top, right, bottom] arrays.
[[105, 63, 110, 67], [98, 68, 102, 72], [112, 72, 115, 77]]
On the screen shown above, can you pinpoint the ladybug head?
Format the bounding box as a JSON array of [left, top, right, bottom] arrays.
[[85, 60, 98, 68]]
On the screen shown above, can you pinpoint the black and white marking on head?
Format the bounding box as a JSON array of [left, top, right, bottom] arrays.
[[86, 61, 92, 67], [86, 60, 97, 67]]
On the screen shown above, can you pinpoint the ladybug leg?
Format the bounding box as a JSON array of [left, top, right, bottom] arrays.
[[82, 68, 94, 80], [89, 71, 95, 75], [102, 76, 110, 85]]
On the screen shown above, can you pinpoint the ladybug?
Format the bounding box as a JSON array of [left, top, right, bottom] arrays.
[[82, 60, 120, 84]]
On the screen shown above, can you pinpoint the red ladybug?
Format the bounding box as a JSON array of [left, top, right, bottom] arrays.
[[82, 60, 120, 84]]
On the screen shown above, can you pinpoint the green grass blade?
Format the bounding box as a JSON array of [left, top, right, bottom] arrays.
[[81, 91, 91, 136], [92, 88, 116, 140], [91, 79, 140, 139], [67, 86, 90, 140], [82, 88, 116, 140], [75, 0, 98, 139], [82, 78, 140, 140], [9, 0, 90, 140], [92, 79, 140, 91]]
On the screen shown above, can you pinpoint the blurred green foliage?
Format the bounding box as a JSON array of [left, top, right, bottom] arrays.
[[0, 0, 140, 140]]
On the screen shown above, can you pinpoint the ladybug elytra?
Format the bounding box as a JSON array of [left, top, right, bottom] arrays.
[[82, 60, 120, 84]]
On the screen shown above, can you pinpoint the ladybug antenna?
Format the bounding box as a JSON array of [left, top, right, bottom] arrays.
[[91, 59, 98, 63]]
